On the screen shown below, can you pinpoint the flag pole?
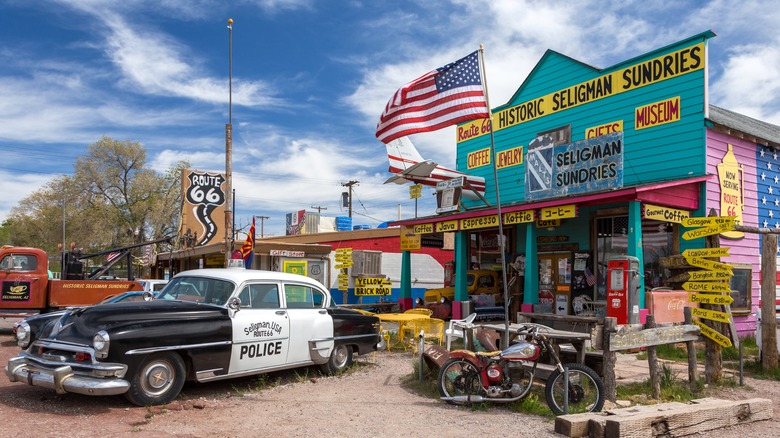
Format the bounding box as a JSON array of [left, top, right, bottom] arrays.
[[478, 44, 511, 349]]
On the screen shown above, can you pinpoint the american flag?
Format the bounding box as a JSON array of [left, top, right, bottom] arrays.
[[583, 266, 596, 286], [756, 146, 780, 254], [376, 51, 489, 144], [240, 217, 255, 269]]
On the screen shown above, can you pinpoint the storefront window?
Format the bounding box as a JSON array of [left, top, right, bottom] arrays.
[[595, 216, 628, 300], [596, 216, 674, 298], [469, 230, 511, 271]]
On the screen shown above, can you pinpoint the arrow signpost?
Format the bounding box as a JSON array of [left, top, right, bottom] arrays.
[[689, 293, 733, 306]]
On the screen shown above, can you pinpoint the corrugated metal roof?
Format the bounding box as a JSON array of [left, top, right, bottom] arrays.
[[708, 105, 780, 148]]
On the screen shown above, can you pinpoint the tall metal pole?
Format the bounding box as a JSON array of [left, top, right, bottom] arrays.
[[224, 18, 234, 266]]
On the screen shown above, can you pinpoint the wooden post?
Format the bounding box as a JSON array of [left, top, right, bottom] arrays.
[[761, 233, 779, 370], [704, 220, 723, 384], [684, 307, 699, 393], [603, 316, 617, 402], [646, 314, 660, 399]]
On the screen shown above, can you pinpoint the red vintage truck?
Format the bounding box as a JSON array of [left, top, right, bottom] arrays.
[[0, 239, 168, 329]]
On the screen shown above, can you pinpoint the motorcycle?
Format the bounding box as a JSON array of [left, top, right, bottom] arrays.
[[437, 323, 605, 415]]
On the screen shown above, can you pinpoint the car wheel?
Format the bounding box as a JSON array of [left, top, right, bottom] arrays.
[[320, 344, 353, 374], [125, 352, 186, 406]]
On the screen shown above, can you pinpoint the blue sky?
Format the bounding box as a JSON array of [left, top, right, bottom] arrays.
[[1, 0, 780, 238]]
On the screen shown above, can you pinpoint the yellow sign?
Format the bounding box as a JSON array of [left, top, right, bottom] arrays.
[[634, 96, 680, 130], [355, 286, 391, 296], [334, 264, 348, 270], [496, 146, 523, 169], [413, 223, 434, 234], [540, 204, 576, 220], [682, 223, 734, 240], [643, 203, 690, 224], [686, 257, 733, 273], [585, 120, 623, 139], [717, 144, 744, 239], [687, 270, 732, 281], [682, 216, 736, 228], [409, 184, 422, 199], [693, 320, 732, 348], [467, 147, 491, 169], [400, 225, 421, 251], [457, 42, 705, 143], [682, 281, 732, 293], [682, 248, 730, 259], [503, 210, 534, 225], [436, 220, 459, 232], [536, 219, 560, 228], [691, 307, 732, 324], [460, 215, 499, 230], [689, 293, 733, 305]]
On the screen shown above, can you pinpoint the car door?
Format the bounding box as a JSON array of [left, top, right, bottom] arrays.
[[282, 281, 334, 365], [228, 282, 291, 374]]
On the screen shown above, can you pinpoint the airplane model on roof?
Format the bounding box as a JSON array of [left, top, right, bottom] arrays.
[[384, 136, 487, 201]]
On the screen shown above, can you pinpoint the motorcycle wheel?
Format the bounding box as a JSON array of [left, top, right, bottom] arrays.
[[437, 358, 483, 405], [544, 362, 605, 415]]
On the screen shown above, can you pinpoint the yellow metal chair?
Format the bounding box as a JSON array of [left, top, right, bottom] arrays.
[[404, 307, 433, 317], [407, 318, 446, 351]]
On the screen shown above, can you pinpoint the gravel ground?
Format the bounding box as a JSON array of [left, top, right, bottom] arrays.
[[1, 333, 778, 437]]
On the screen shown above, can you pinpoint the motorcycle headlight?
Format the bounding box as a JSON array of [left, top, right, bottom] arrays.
[[93, 330, 110, 359], [16, 321, 30, 348]]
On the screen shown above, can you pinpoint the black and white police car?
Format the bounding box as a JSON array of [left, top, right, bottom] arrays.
[[6, 268, 381, 406]]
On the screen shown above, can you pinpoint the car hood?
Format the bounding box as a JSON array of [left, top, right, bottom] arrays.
[[30, 300, 228, 344]]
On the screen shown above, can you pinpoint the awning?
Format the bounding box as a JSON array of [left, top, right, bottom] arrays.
[[390, 175, 712, 227]]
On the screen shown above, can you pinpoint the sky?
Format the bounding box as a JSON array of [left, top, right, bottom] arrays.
[[1, 0, 780, 239]]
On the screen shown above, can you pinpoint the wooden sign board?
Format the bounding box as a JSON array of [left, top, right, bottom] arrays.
[[682, 223, 734, 240], [681, 216, 736, 228], [682, 281, 732, 293], [682, 247, 730, 259], [689, 293, 733, 305], [686, 257, 733, 273], [693, 320, 732, 348], [686, 270, 732, 281], [609, 324, 700, 351], [691, 307, 732, 324]]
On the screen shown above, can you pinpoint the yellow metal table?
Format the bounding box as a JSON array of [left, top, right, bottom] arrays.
[[377, 313, 430, 350]]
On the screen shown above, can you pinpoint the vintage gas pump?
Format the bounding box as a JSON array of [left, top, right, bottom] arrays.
[[606, 256, 641, 325]]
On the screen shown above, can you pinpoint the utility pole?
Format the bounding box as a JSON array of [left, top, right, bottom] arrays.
[[310, 205, 328, 214], [224, 18, 234, 266], [341, 180, 358, 218], [254, 215, 269, 239]]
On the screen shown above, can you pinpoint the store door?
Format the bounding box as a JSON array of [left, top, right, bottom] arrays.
[[538, 252, 572, 315]]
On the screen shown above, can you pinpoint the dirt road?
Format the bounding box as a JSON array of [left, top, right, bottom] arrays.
[[0, 333, 777, 437]]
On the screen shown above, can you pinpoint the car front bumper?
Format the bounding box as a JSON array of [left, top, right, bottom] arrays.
[[5, 355, 130, 396]]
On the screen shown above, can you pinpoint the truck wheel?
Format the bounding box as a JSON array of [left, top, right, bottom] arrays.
[[125, 352, 186, 406], [320, 344, 352, 374]]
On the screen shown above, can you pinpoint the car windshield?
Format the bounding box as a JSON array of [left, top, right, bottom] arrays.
[[161, 276, 235, 305]]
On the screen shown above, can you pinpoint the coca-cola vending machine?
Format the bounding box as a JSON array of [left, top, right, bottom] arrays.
[[606, 256, 640, 325]]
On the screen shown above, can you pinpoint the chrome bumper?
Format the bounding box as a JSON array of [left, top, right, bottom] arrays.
[[5, 356, 130, 396]]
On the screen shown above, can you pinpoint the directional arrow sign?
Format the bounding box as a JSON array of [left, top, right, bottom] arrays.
[[682, 216, 736, 228], [689, 293, 734, 305], [686, 257, 733, 273], [691, 307, 732, 324], [682, 281, 732, 293], [682, 247, 730, 259], [693, 320, 732, 348], [686, 270, 733, 281], [682, 223, 734, 240]]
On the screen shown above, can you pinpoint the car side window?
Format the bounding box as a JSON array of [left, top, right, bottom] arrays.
[[238, 284, 280, 309], [283, 284, 325, 309]]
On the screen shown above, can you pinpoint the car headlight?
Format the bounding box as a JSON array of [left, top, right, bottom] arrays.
[[414, 297, 423, 306], [93, 330, 110, 359], [16, 321, 30, 348]]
